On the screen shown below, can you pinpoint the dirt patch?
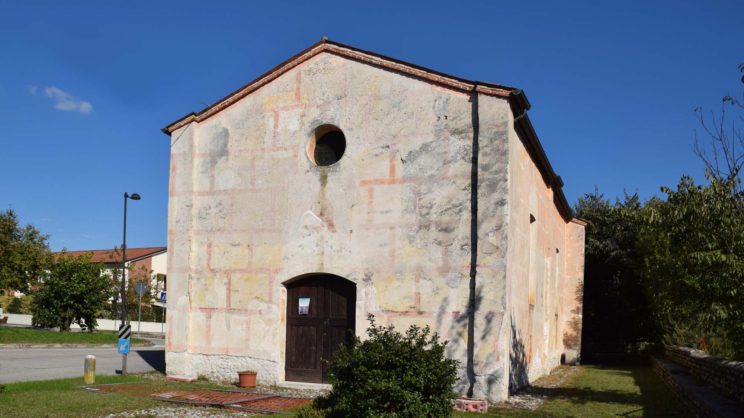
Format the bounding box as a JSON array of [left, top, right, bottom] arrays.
[[228, 397, 312, 413]]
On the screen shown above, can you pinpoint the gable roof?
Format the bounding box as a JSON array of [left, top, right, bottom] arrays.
[[56, 247, 166, 264], [162, 38, 577, 223], [162, 38, 515, 135]]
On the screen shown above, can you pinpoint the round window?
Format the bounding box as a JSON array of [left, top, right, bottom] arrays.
[[308, 125, 346, 166]]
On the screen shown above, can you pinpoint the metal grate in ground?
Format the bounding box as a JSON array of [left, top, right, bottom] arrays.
[[151, 389, 270, 406], [226, 397, 312, 414], [83, 383, 312, 414]]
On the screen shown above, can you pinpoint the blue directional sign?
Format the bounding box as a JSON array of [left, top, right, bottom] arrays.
[[118, 338, 130, 354], [160, 291, 166, 303]]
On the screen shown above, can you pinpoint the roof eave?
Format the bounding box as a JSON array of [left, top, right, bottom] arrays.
[[508, 89, 575, 222]]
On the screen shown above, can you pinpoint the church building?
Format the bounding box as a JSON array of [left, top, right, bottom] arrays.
[[162, 39, 586, 401]]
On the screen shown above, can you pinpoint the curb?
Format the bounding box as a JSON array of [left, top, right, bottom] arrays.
[[0, 343, 153, 349], [0, 344, 116, 349]]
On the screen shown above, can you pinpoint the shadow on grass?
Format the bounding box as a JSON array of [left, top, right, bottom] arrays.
[[527, 385, 644, 406], [481, 367, 687, 418], [630, 367, 687, 417]]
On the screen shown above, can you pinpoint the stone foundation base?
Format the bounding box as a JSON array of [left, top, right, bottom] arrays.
[[166, 352, 280, 385], [453, 397, 488, 413]]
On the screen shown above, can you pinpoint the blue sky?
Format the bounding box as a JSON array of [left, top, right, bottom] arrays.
[[0, 0, 742, 251]]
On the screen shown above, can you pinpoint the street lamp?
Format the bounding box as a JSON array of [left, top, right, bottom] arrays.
[[120, 192, 140, 374]]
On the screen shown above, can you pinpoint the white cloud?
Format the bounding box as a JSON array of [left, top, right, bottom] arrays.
[[28, 85, 38, 95], [42, 86, 93, 114]]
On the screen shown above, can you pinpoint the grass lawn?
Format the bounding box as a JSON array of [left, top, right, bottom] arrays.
[[0, 327, 149, 346], [0, 374, 300, 417], [0, 375, 162, 417], [455, 365, 687, 418], [0, 366, 685, 417]]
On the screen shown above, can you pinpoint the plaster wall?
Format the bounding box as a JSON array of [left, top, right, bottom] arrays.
[[505, 112, 586, 390], [165, 53, 512, 400], [150, 252, 168, 276]]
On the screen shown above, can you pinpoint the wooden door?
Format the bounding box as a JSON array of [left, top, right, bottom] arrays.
[[285, 275, 356, 383]]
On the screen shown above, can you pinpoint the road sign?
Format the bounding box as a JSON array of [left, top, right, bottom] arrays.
[[160, 291, 166, 303], [117, 338, 130, 354], [118, 324, 131, 340], [135, 282, 147, 296]]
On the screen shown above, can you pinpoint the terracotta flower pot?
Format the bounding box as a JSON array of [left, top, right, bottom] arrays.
[[237, 370, 257, 388]]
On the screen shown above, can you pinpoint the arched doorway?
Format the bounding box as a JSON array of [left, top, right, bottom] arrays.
[[285, 274, 356, 383]]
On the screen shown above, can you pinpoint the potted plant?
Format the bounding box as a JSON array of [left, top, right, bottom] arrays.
[[237, 370, 257, 388]]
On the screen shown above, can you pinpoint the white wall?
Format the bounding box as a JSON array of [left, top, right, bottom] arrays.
[[3, 313, 166, 334]]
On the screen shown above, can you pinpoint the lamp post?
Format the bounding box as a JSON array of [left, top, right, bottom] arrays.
[[120, 192, 140, 374]]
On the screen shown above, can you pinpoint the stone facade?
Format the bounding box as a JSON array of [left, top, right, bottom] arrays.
[[163, 40, 585, 401]]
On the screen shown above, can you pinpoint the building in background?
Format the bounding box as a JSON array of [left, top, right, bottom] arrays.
[[59, 247, 167, 302]]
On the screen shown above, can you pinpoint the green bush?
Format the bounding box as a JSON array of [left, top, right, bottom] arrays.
[[294, 404, 327, 418], [31, 253, 112, 331], [7, 297, 22, 313], [314, 315, 459, 417]]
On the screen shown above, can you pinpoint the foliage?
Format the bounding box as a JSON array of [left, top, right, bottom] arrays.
[[639, 176, 744, 359], [574, 70, 744, 361], [100, 248, 162, 323], [31, 252, 113, 331], [0, 294, 33, 314], [7, 297, 23, 313], [0, 209, 50, 292], [125, 264, 156, 321], [294, 404, 327, 418], [575, 190, 658, 361], [314, 315, 459, 418]]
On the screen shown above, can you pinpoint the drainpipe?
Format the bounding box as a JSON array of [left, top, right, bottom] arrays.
[[466, 86, 480, 398]]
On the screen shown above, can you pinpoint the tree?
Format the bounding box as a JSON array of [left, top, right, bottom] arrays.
[[125, 264, 156, 322], [639, 176, 744, 359], [0, 209, 51, 292], [693, 63, 744, 214], [31, 252, 112, 331], [575, 190, 658, 361]]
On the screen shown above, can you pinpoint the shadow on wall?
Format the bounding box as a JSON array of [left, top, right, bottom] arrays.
[[509, 314, 528, 393], [133, 349, 165, 373], [563, 282, 583, 354], [446, 287, 482, 396], [444, 286, 502, 397]]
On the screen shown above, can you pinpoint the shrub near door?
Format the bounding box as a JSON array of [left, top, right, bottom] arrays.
[[313, 315, 459, 417]]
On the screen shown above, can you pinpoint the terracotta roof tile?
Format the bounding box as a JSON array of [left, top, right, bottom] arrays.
[[56, 247, 166, 264]]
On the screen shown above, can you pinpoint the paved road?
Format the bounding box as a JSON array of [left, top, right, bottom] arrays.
[[0, 345, 165, 383]]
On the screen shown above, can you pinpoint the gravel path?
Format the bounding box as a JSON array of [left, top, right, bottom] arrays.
[[102, 406, 256, 418], [496, 365, 580, 410]]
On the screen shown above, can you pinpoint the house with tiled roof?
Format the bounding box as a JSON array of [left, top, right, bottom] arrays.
[[56, 247, 168, 303]]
